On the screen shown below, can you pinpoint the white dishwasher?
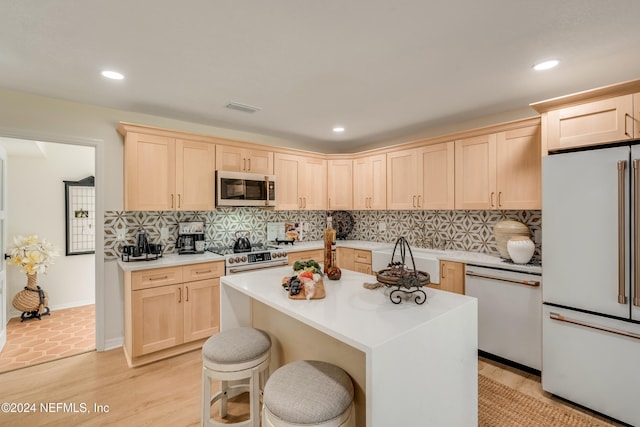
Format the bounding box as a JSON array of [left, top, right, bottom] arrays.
[[465, 265, 542, 371]]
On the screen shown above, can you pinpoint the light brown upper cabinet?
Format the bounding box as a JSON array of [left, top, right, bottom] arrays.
[[546, 94, 635, 151], [353, 154, 387, 210], [123, 132, 215, 211], [455, 124, 541, 210], [215, 145, 274, 174], [274, 152, 327, 210], [420, 142, 455, 210], [387, 148, 420, 209], [327, 159, 353, 210], [387, 142, 454, 210]]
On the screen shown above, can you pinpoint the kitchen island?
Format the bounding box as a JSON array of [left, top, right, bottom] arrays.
[[220, 267, 478, 427]]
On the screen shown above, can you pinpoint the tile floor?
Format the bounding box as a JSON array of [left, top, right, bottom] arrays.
[[0, 304, 95, 374]]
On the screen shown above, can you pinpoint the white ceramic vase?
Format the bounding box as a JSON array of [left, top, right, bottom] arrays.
[[507, 236, 535, 264]]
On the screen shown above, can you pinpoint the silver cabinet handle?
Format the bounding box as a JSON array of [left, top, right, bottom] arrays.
[[185, 286, 189, 302], [417, 195, 421, 208], [550, 312, 640, 340], [412, 195, 417, 208], [243, 158, 246, 171], [498, 191, 502, 207], [625, 113, 632, 138], [178, 194, 181, 209], [247, 158, 251, 171], [171, 194, 174, 209], [618, 160, 628, 304], [178, 287, 182, 303], [490, 192, 495, 208], [465, 270, 540, 287]]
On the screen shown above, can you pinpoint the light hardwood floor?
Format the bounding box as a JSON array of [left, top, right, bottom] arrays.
[[0, 348, 625, 426]]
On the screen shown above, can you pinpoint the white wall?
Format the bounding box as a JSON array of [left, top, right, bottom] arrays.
[[6, 142, 95, 317]]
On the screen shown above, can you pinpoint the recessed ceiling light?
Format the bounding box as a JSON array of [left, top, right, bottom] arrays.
[[101, 70, 124, 80], [533, 60, 559, 71], [333, 127, 345, 133]]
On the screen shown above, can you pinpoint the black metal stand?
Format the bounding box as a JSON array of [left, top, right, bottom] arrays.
[[386, 284, 427, 305], [383, 237, 428, 305], [20, 307, 50, 322], [19, 285, 51, 321]]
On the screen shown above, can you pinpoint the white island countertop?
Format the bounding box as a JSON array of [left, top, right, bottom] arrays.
[[220, 266, 478, 427]]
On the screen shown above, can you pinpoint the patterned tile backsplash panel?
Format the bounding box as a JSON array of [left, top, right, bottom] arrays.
[[104, 208, 541, 260]]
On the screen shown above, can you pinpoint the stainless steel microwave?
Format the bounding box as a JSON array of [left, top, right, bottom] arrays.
[[216, 170, 276, 207]]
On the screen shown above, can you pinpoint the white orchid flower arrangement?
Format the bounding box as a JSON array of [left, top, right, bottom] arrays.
[[7, 235, 58, 275]]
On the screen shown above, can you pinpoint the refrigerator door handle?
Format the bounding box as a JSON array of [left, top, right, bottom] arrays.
[[549, 312, 640, 340], [635, 160, 640, 307], [618, 160, 628, 304]]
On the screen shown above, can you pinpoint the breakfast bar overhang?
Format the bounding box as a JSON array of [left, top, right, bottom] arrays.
[[220, 267, 478, 427]]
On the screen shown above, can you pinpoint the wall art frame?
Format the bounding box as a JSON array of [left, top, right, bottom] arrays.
[[64, 176, 95, 255]]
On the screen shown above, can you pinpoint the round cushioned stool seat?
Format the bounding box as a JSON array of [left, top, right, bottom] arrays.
[[263, 360, 354, 425], [203, 327, 271, 366]]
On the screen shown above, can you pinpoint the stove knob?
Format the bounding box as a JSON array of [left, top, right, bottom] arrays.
[[235, 256, 242, 263], [228, 258, 235, 264], [241, 256, 247, 262], [272, 252, 279, 258], [281, 252, 287, 258]]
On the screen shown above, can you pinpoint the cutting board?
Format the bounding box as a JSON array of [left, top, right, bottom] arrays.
[[288, 278, 326, 300]]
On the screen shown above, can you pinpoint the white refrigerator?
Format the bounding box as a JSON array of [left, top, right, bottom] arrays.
[[542, 145, 640, 426]]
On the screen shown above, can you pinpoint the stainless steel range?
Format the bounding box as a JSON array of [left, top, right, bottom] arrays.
[[207, 244, 288, 274]]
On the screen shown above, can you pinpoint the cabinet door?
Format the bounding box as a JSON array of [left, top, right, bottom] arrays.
[[496, 125, 541, 209], [328, 160, 353, 210], [132, 284, 184, 356], [337, 247, 355, 270], [455, 134, 497, 209], [124, 133, 176, 211], [274, 153, 302, 210], [246, 149, 274, 174], [300, 157, 327, 210], [354, 262, 372, 275], [547, 94, 634, 151], [215, 145, 245, 172], [184, 279, 220, 342], [387, 149, 419, 209], [419, 142, 454, 210], [439, 261, 465, 294], [176, 139, 215, 211], [353, 157, 370, 210], [369, 154, 387, 210]]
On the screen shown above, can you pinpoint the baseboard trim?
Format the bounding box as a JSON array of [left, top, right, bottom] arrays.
[[8, 300, 95, 320], [102, 337, 124, 351]]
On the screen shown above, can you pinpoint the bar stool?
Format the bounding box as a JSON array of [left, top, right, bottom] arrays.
[[201, 327, 272, 427], [262, 360, 355, 427]]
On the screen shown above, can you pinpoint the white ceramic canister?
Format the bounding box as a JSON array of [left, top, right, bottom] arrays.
[[507, 236, 535, 264]]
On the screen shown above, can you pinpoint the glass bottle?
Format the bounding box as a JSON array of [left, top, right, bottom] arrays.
[[324, 216, 336, 274]]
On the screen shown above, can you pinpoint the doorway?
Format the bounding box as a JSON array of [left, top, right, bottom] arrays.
[[0, 138, 98, 372]]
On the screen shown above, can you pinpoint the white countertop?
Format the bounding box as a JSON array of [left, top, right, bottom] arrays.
[[117, 252, 225, 272], [116, 239, 541, 275], [220, 265, 475, 352], [279, 239, 392, 252]]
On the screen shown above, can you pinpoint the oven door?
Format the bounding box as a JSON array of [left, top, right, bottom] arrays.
[[216, 171, 276, 207], [226, 260, 288, 275]]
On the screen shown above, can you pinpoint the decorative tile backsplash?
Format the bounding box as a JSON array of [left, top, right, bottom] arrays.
[[104, 208, 541, 260]]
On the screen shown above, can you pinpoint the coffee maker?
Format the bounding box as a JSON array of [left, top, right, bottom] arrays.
[[176, 221, 206, 254]]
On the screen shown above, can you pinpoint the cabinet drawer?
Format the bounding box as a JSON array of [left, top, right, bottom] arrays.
[[288, 249, 324, 265], [182, 261, 224, 282], [132, 267, 182, 290], [354, 249, 371, 264]]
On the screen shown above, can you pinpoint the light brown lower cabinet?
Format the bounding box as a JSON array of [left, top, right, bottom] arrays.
[[287, 249, 324, 266], [439, 260, 465, 294], [337, 248, 372, 274], [124, 261, 224, 367]]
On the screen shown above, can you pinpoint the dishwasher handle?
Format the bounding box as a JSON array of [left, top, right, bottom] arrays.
[[465, 270, 540, 287]]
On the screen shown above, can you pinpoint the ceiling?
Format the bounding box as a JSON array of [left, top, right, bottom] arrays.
[[2, 1, 640, 153]]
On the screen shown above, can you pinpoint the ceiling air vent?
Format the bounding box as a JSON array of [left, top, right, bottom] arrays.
[[225, 102, 261, 113]]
